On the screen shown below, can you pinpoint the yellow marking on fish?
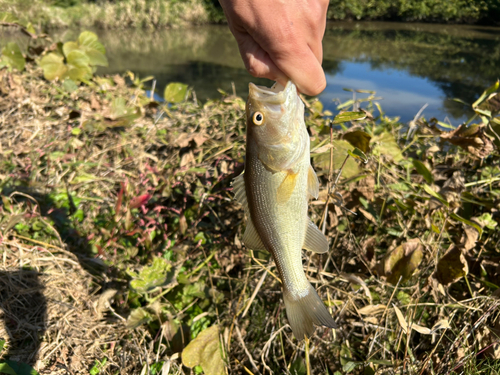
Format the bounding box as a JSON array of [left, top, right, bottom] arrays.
[[277, 170, 298, 205]]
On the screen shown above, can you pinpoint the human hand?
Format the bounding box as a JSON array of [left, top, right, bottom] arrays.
[[219, 0, 329, 96]]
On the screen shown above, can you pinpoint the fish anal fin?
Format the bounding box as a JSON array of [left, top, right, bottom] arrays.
[[232, 172, 248, 212], [277, 171, 298, 205], [242, 217, 266, 251], [303, 219, 329, 254], [283, 282, 337, 340], [307, 165, 320, 199]]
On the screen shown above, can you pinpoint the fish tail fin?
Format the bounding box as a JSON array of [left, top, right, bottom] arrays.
[[283, 282, 337, 340]]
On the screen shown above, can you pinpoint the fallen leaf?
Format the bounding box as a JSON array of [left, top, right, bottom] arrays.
[[377, 239, 424, 285], [431, 319, 451, 332], [358, 304, 386, 316], [434, 245, 469, 285], [393, 304, 409, 334], [439, 124, 494, 158], [461, 226, 479, 251], [182, 325, 224, 375]]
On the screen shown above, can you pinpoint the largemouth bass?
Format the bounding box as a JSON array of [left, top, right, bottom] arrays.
[[233, 81, 336, 339]]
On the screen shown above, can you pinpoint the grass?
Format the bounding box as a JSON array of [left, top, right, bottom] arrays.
[[0, 30, 500, 374]]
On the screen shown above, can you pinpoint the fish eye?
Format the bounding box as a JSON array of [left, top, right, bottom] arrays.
[[252, 112, 264, 126]]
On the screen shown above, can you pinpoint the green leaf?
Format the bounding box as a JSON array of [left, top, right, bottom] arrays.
[[0, 363, 17, 375], [66, 49, 90, 68], [0, 339, 4, 352], [128, 257, 173, 293], [343, 130, 371, 153], [332, 111, 366, 124], [89, 358, 107, 375], [343, 362, 360, 373], [0, 12, 19, 23], [39, 52, 67, 81], [164, 82, 188, 103], [126, 307, 153, 329], [62, 41, 79, 57], [472, 80, 499, 110], [1, 42, 25, 71], [289, 357, 307, 375], [370, 132, 403, 162], [62, 78, 78, 93], [423, 184, 449, 207], [182, 325, 224, 375], [312, 140, 359, 178], [3, 361, 38, 375], [412, 159, 433, 184], [78, 31, 106, 54], [347, 147, 368, 163]]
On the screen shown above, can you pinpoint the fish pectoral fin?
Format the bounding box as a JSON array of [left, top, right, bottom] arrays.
[[232, 172, 248, 213], [307, 165, 320, 199], [242, 217, 266, 251], [277, 171, 298, 205], [303, 219, 329, 254]]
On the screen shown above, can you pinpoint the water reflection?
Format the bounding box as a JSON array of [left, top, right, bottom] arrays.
[[3, 22, 499, 122]]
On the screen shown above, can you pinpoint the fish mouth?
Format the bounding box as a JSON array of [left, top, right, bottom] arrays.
[[249, 81, 295, 105]]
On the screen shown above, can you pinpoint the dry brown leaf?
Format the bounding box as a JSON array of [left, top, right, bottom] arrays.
[[180, 150, 195, 167], [359, 207, 377, 225], [411, 323, 432, 335], [377, 239, 424, 285], [393, 304, 408, 334], [358, 304, 386, 316], [434, 245, 469, 285], [462, 226, 479, 251], [431, 319, 451, 332], [341, 273, 372, 302], [440, 124, 494, 158]]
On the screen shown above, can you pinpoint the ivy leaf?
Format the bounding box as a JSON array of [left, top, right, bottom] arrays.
[[0, 42, 25, 72], [182, 325, 224, 375], [39, 52, 68, 81], [164, 82, 188, 103]]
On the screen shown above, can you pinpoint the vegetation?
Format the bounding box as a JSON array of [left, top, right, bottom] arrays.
[[1, 22, 500, 375], [1, 0, 499, 29]]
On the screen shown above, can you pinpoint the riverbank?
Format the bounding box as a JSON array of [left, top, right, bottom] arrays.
[[2, 0, 499, 30], [0, 28, 499, 373]]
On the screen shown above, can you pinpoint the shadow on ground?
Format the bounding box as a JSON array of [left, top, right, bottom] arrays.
[[0, 184, 110, 368]]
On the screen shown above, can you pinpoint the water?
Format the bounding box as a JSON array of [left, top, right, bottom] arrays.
[[4, 22, 500, 123]]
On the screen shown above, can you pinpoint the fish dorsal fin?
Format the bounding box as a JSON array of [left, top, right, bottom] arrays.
[[243, 217, 266, 251], [307, 165, 319, 199], [303, 219, 329, 254], [232, 172, 248, 212], [277, 171, 298, 205]]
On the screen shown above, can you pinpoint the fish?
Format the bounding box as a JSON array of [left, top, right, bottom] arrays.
[[233, 80, 337, 339]]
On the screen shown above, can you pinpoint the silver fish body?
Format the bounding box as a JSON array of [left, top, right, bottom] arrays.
[[233, 81, 336, 339]]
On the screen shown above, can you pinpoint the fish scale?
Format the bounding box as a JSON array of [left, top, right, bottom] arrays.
[[233, 80, 337, 339]]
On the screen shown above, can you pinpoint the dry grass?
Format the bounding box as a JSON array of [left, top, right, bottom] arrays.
[[0, 61, 499, 375]]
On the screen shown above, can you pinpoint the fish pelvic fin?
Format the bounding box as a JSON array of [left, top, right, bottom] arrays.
[[283, 282, 337, 340]]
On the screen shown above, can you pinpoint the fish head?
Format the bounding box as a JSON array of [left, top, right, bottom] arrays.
[[246, 81, 307, 171]]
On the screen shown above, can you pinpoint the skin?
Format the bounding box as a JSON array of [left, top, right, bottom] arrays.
[[219, 0, 330, 96]]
